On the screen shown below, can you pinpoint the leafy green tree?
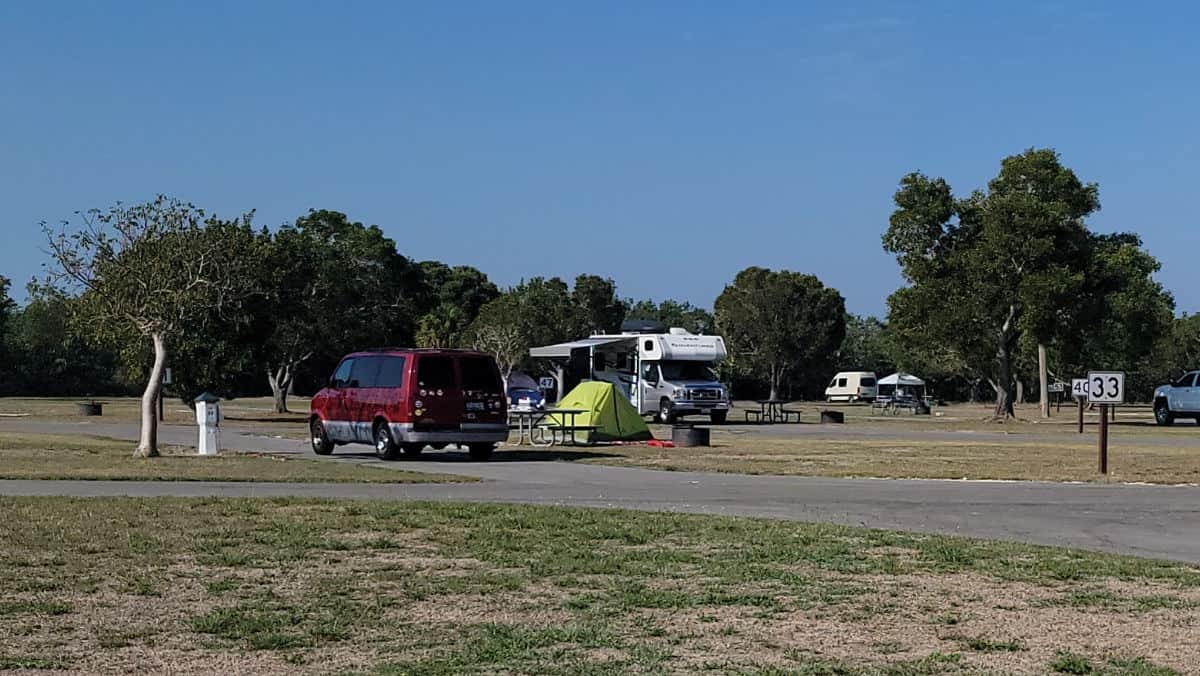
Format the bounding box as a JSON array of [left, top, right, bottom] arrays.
[[44, 196, 260, 457], [836, 314, 895, 375], [0, 276, 15, 393], [467, 277, 581, 382], [5, 282, 123, 396], [884, 149, 1099, 418], [572, 274, 625, 335], [415, 262, 498, 348], [1054, 233, 1175, 399], [714, 267, 846, 400], [259, 210, 424, 412], [625, 299, 714, 334]]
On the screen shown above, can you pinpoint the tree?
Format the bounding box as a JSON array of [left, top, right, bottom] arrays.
[[5, 282, 123, 396], [572, 275, 625, 335], [1055, 233, 1175, 400], [44, 197, 259, 457], [466, 277, 581, 381], [836, 314, 895, 375], [259, 210, 424, 412], [415, 262, 498, 348], [467, 298, 527, 386], [0, 276, 15, 393], [714, 267, 846, 400], [625, 299, 714, 334], [883, 149, 1099, 418]]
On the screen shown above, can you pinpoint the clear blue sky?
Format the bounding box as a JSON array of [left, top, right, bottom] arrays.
[[3, 1, 1198, 316]]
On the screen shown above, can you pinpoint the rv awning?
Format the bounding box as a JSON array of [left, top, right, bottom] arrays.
[[529, 336, 634, 359]]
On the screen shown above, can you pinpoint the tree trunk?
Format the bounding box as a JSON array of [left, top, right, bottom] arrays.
[[135, 333, 166, 458], [1015, 378, 1024, 405], [993, 307, 1016, 420], [1038, 343, 1050, 419], [768, 364, 780, 401], [268, 364, 292, 414]]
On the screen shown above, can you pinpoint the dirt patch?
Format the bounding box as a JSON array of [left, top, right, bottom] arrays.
[[643, 573, 1200, 673], [402, 584, 574, 627]]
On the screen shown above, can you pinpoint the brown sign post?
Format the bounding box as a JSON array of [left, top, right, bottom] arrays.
[[1070, 378, 1088, 434], [1086, 372, 1125, 476]]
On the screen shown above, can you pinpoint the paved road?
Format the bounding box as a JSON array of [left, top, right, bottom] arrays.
[[3, 419, 1200, 563]]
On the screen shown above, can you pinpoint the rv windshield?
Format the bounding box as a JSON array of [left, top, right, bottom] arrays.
[[658, 361, 718, 382]]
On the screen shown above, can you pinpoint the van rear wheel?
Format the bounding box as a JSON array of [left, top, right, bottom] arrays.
[[310, 420, 334, 456], [467, 443, 495, 461], [374, 424, 401, 460]]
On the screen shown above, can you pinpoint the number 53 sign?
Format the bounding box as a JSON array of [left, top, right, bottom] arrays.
[[1086, 371, 1125, 404]]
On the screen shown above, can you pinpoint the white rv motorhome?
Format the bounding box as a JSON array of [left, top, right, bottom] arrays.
[[530, 323, 731, 423]]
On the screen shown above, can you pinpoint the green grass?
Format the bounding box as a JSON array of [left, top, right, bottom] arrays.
[[0, 433, 468, 483], [0, 655, 71, 671], [958, 636, 1025, 653], [0, 497, 1194, 674]]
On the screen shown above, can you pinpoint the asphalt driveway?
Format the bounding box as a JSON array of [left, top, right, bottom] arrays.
[[2, 418, 1199, 564]]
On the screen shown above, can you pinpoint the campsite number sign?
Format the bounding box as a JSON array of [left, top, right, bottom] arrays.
[[1071, 378, 1088, 398], [1086, 371, 1125, 404]]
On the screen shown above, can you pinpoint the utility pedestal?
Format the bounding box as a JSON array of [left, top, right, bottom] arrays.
[[195, 392, 221, 456]]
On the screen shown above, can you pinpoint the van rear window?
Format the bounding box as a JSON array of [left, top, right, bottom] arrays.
[[861, 377, 876, 387], [461, 357, 501, 393], [376, 356, 407, 388], [417, 356, 456, 390]]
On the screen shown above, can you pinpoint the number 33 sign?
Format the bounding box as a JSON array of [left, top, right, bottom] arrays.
[[1086, 372, 1125, 404]]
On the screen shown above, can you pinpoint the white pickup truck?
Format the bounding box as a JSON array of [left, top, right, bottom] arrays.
[[1153, 371, 1200, 425]]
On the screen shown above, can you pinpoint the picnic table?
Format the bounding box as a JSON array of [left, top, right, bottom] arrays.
[[745, 400, 801, 424], [872, 395, 930, 416], [508, 407, 593, 446]]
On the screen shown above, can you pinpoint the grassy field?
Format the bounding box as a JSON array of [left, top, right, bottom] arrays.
[[0, 396, 310, 435], [0, 497, 1195, 675], [0, 434, 466, 483], [577, 432, 1200, 484]]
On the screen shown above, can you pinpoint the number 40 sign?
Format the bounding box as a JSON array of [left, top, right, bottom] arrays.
[[1086, 371, 1125, 404]]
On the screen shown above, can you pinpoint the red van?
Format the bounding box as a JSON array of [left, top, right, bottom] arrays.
[[309, 349, 508, 461]]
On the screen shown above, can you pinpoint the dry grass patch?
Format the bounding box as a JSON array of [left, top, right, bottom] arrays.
[[577, 433, 1200, 484], [0, 497, 1196, 674], [0, 433, 467, 483]]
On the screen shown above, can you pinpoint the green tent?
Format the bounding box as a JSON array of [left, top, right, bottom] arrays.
[[548, 381, 654, 443]]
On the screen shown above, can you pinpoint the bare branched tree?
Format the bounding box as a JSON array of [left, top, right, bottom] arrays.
[[470, 324, 525, 389], [44, 196, 256, 457]]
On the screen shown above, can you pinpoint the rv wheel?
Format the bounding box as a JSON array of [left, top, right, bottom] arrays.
[[658, 399, 676, 424]]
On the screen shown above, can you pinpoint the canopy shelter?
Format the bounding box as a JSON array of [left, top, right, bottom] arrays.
[[877, 372, 926, 400], [547, 381, 653, 444]]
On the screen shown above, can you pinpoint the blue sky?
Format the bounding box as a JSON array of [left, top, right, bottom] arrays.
[[2, 1, 1198, 315]]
